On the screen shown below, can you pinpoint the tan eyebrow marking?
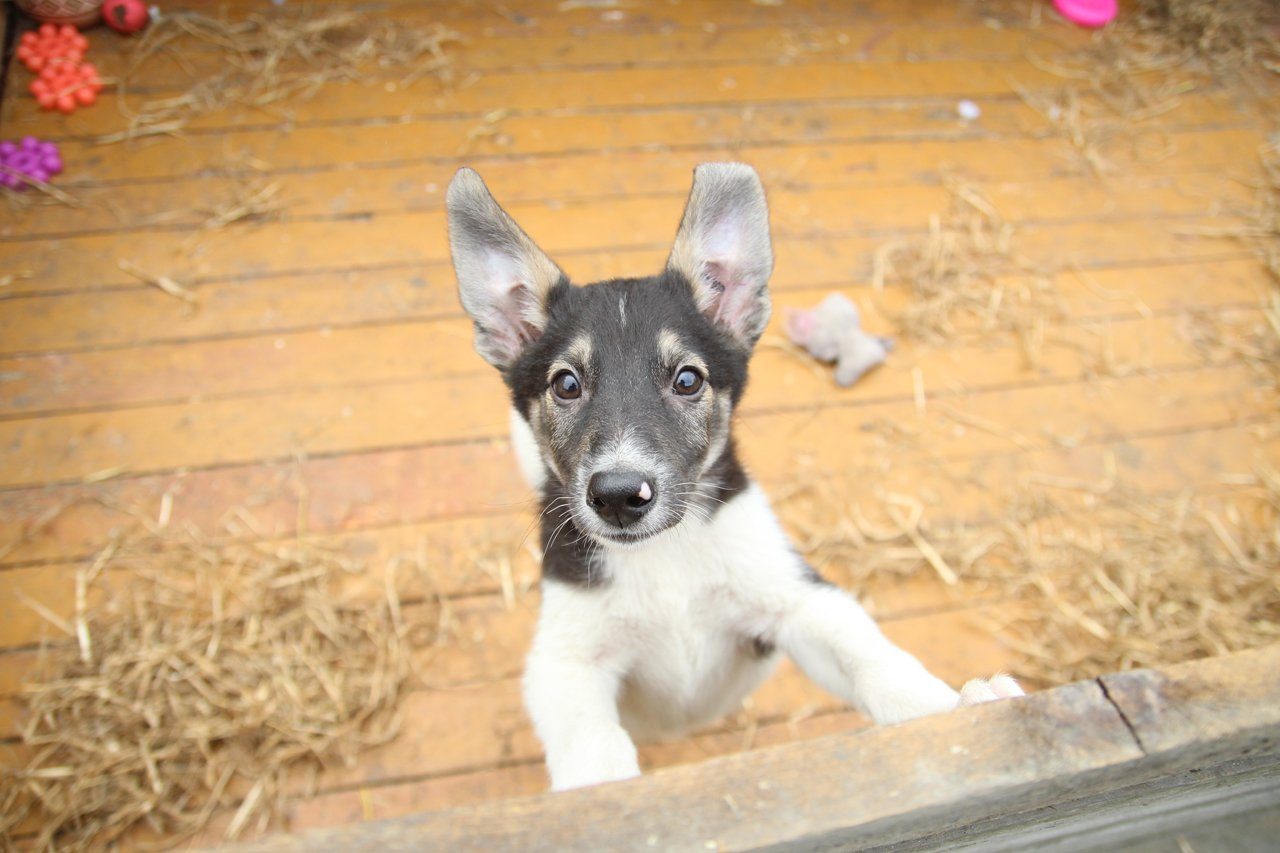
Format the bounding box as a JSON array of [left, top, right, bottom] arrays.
[[657, 328, 708, 373], [546, 333, 593, 382]]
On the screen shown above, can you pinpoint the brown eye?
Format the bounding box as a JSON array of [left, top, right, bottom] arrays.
[[551, 370, 581, 401], [673, 367, 704, 396]]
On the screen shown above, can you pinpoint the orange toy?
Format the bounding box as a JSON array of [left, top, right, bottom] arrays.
[[29, 61, 102, 114], [15, 23, 89, 73]]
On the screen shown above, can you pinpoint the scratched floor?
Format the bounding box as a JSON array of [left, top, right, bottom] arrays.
[[1, 0, 1277, 845]]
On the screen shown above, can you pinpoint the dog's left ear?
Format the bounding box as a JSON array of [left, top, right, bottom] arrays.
[[447, 168, 564, 371], [666, 162, 774, 348]]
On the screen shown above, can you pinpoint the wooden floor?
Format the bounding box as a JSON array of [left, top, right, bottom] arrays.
[[1, 0, 1277, 846]]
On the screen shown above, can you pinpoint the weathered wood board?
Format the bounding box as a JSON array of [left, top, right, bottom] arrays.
[[236, 645, 1280, 852]]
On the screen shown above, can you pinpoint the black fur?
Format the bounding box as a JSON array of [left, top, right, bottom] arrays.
[[504, 271, 749, 416], [539, 496, 601, 587], [518, 272, 756, 588]]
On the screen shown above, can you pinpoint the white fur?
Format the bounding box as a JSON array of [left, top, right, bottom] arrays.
[[509, 406, 548, 491], [523, 484, 1021, 791]]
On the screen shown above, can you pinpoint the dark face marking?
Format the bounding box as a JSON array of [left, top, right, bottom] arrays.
[[505, 271, 752, 582], [447, 164, 774, 587]]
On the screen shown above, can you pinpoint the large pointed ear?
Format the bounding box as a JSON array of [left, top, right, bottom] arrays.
[[447, 168, 565, 370], [666, 162, 774, 347]]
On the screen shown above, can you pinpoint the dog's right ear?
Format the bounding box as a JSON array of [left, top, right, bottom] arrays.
[[666, 162, 774, 349], [447, 168, 564, 370]]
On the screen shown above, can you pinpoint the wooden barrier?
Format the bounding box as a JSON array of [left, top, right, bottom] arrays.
[[237, 644, 1280, 851]]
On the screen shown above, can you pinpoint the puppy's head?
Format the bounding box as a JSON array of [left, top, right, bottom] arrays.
[[447, 163, 773, 546]]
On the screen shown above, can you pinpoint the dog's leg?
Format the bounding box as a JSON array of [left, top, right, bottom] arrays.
[[524, 648, 640, 790], [523, 583, 641, 791], [776, 582, 1022, 725]]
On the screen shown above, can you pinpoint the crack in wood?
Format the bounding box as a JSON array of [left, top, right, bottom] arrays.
[[1096, 676, 1148, 756]]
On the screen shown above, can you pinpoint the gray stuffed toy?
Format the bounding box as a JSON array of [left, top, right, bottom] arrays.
[[784, 293, 894, 387]]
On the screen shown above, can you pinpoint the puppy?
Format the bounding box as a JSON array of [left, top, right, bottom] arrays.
[[446, 163, 1022, 791]]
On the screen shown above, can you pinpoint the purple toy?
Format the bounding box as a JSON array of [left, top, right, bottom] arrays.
[[0, 137, 63, 190]]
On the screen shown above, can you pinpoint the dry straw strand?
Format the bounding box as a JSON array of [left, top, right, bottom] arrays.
[[777, 467, 1279, 687], [101, 11, 461, 144], [1, 522, 441, 850], [870, 178, 1064, 368]]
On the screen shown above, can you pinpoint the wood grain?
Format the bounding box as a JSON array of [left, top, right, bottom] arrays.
[[235, 646, 1280, 852], [1, 0, 1276, 844]]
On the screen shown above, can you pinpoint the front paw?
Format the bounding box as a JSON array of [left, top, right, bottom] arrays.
[[958, 674, 1025, 706], [549, 726, 640, 792]]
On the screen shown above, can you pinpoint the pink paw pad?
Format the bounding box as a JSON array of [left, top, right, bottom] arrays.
[[958, 674, 1025, 706]]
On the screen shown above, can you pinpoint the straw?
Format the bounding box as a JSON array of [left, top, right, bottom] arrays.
[[0, 521, 440, 850], [774, 465, 1280, 687], [871, 179, 1065, 369], [1013, 1, 1278, 175], [102, 11, 461, 144]]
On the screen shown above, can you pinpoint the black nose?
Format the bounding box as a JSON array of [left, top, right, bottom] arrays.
[[587, 470, 655, 528]]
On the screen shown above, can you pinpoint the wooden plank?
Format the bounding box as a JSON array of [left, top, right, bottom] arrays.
[[1099, 647, 1280, 768], [1, 57, 1073, 137], [1, 251, 1269, 359], [0, 341, 1269, 488], [0, 188, 1248, 298], [1, 412, 1273, 571], [0, 285, 1256, 417], [16, 91, 1251, 197], [85, 21, 1074, 80], [2, 124, 1264, 238], [0, 149, 1257, 250], [130, 708, 882, 848], [0, 0, 1275, 845], [6, 0, 1072, 66], [234, 645, 1280, 852], [58, 0, 1054, 49]]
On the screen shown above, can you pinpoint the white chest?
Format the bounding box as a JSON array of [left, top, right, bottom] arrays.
[[586, 495, 796, 740]]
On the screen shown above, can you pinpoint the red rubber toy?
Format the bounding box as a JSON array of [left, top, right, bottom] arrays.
[[103, 0, 150, 35], [15, 23, 88, 73], [29, 61, 102, 114]]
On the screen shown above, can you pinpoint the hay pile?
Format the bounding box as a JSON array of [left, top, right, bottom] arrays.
[[1212, 143, 1280, 284], [1018, 0, 1279, 174], [1123, 0, 1280, 78], [105, 10, 461, 142], [0, 524, 439, 850], [870, 180, 1064, 368], [967, 476, 1280, 683], [776, 463, 1280, 686]]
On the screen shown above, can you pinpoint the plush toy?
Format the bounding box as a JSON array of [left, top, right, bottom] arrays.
[[785, 293, 894, 387], [102, 0, 150, 34], [0, 137, 63, 190]]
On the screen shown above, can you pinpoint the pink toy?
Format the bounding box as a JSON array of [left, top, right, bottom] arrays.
[[0, 137, 64, 190], [1052, 0, 1117, 28], [785, 293, 894, 387], [103, 0, 150, 34]]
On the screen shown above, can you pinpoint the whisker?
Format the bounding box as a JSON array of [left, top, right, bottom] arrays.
[[516, 495, 574, 551], [542, 513, 577, 558]]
